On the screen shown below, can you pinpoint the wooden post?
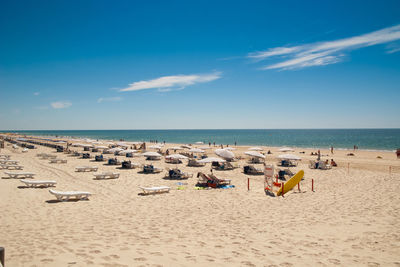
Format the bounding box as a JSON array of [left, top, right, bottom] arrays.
[[281, 182, 284, 197], [389, 166, 391, 175], [297, 182, 300, 192], [0, 247, 4, 267], [312, 179, 314, 192], [247, 178, 250, 191]]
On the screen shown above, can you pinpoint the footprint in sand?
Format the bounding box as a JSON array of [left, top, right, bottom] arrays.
[[328, 258, 341, 265], [134, 257, 147, 261]]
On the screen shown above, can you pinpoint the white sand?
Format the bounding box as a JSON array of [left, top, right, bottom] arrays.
[[1, 140, 399, 266]]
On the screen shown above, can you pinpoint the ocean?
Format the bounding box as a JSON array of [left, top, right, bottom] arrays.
[[3, 129, 400, 152]]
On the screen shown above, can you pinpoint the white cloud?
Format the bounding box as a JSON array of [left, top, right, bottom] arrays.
[[97, 96, 123, 103], [119, 72, 221, 92], [51, 101, 72, 109], [33, 92, 40, 96], [248, 24, 400, 70]]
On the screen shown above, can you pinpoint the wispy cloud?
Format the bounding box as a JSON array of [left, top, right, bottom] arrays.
[[119, 72, 221, 92], [33, 92, 40, 96], [51, 101, 72, 109], [248, 24, 400, 70], [97, 96, 123, 103]]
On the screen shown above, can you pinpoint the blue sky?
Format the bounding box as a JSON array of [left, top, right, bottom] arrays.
[[1, 0, 400, 130]]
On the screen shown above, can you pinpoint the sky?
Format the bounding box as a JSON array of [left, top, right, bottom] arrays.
[[0, 0, 400, 130]]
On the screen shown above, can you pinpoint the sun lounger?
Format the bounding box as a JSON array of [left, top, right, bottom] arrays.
[[244, 165, 264, 175], [93, 172, 120, 179], [187, 159, 206, 167], [165, 168, 193, 179], [318, 161, 332, 170], [21, 179, 56, 187], [0, 164, 23, 170], [75, 166, 98, 172], [4, 172, 35, 178], [142, 165, 163, 173], [197, 172, 231, 187], [49, 189, 92, 201], [49, 159, 67, 163], [140, 186, 170, 195]]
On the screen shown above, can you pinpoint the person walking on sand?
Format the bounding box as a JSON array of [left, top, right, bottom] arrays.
[[317, 150, 321, 161], [331, 146, 334, 154]]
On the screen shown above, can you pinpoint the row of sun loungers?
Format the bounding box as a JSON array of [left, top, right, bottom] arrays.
[[0, 159, 19, 165], [49, 189, 92, 201], [21, 179, 56, 188], [4, 172, 35, 178], [0, 164, 23, 170], [0, 154, 11, 159], [75, 166, 98, 172], [140, 186, 170, 195], [49, 158, 67, 164], [93, 172, 120, 179]]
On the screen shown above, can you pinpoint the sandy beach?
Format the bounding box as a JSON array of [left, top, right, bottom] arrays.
[[1, 138, 400, 267]]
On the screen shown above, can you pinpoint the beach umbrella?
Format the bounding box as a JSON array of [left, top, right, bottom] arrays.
[[117, 142, 129, 147], [170, 146, 183, 150], [149, 145, 163, 149], [107, 147, 124, 153], [224, 147, 236, 151], [279, 147, 294, 152], [142, 151, 162, 157], [82, 144, 94, 148], [95, 145, 109, 149], [199, 146, 211, 150], [166, 154, 188, 160], [195, 141, 204, 144], [214, 149, 235, 160], [245, 151, 266, 159], [277, 154, 301, 160], [181, 145, 192, 149], [249, 147, 263, 151], [119, 149, 138, 155], [198, 157, 226, 163], [92, 141, 103, 144], [189, 148, 205, 153]]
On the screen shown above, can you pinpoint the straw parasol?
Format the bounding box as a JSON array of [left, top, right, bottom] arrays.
[[214, 149, 235, 160], [198, 157, 226, 163], [245, 151, 266, 158], [277, 154, 301, 160], [166, 154, 188, 159]]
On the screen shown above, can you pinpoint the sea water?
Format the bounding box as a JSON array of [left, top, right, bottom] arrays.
[[3, 129, 400, 151]]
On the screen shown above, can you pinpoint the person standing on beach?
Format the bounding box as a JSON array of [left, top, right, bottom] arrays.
[[331, 146, 334, 154], [317, 150, 321, 161], [397, 149, 400, 159]]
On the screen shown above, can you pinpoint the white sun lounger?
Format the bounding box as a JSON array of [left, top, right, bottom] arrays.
[[75, 166, 98, 172], [4, 172, 35, 178], [93, 172, 120, 179], [49, 189, 92, 201], [140, 186, 171, 195], [49, 159, 67, 163], [0, 164, 23, 170], [21, 179, 56, 187]]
